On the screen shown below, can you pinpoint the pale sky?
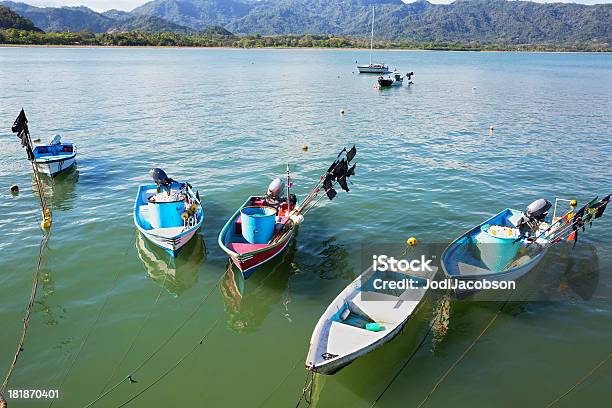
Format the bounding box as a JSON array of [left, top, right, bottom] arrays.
[[16, 0, 612, 12]]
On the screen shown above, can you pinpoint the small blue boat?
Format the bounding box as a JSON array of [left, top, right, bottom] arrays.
[[134, 168, 204, 257], [442, 200, 557, 288], [32, 134, 77, 177]]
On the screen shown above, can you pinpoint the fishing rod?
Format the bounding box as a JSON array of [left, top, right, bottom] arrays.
[[270, 146, 357, 244]]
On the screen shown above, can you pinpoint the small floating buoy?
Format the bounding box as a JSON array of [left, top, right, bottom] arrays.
[[472, 87, 476, 90], [488, 126, 494, 133], [340, 109, 345, 115], [301, 144, 308, 152], [407, 237, 418, 247], [40, 208, 52, 230], [570, 199, 577, 207], [33, 138, 41, 143], [10, 184, 19, 195]]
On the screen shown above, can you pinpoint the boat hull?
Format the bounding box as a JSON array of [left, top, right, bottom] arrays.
[[138, 227, 200, 256], [229, 230, 293, 278], [35, 155, 76, 177], [358, 66, 390, 74]]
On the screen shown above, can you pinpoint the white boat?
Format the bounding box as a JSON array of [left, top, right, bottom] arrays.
[[357, 6, 390, 74], [305, 265, 434, 375], [32, 134, 77, 177], [134, 168, 204, 257]]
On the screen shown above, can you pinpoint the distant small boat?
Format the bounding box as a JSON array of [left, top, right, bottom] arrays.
[[134, 168, 203, 257], [305, 265, 433, 375], [357, 6, 390, 74], [32, 134, 77, 177]]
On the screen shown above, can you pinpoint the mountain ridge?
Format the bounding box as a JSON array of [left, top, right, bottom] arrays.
[[1, 0, 610, 46]]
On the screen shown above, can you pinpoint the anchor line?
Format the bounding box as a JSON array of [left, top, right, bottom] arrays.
[[84, 264, 229, 407], [546, 352, 612, 407], [257, 355, 303, 408], [416, 294, 513, 408], [49, 230, 136, 408], [1, 230, 50, 393], [97, 272, 169, 396], [369, 289, 451, 408], [115, 316, 223, 407], [294, 371, 314, 408]]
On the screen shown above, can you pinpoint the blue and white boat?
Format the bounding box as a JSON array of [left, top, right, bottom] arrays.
[[33, 134, 77, 177], [134, 168, 204, 257], [442, 199, 562, 286]]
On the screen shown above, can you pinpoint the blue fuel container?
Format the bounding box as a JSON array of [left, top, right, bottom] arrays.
[[149, 200, 185, 229], [240, 206, 277, 244]]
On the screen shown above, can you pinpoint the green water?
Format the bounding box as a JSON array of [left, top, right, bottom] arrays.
[[0, 48, 611, 407]]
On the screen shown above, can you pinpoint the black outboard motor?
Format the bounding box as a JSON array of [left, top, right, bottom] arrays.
[[517, 198, 552, 236], [149, 168, 173, 194]]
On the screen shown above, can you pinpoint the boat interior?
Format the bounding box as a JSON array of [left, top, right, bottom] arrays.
[[223, 196, 293, 255], [135, 183, 201, 237], [444, 208, 544, 277], [33, 143, 75, 160]]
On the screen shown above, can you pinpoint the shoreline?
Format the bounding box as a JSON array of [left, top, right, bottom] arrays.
[[1, 44, 609, 53]]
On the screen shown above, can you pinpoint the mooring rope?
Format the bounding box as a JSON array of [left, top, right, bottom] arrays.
[[83, 264, 229, 407], [294, 371, 314, 408], [0, 230, 50, 394], [114, 316, 223, 407], [546, 352, 612, 407], [97, 273, 168, 396], [257, 355, 303, 408], [415, 296, 512, 408], [369, 320, 436, 407], [49, 230, 135, 408]]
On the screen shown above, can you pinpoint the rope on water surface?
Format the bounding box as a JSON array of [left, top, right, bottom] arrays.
[[294, 371, 314, 408], [415, 295, 512, 408], [546, 352, 612, 407], [97, 273, 169, 396], [49, 230, 136, 408], [1, 230, 50, 394], [83, 263, 230, 407], [257, 355, 303, 408], [369, 320, 436, 407], [114, 315, 223, 407]]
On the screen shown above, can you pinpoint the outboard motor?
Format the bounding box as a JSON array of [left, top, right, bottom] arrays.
[[149, 168, 173, 194], [517, 198, 552, 235], [267, 178, 285, 201]]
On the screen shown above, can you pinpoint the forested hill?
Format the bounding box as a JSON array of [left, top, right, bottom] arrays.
[[0, 4, 40, 31], [1, 0, 610, 47]]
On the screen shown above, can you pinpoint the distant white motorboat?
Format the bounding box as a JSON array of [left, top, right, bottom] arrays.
[[305, 265, 434, 375], [357, 6, 390, 74], [32, 134, 77, 177]]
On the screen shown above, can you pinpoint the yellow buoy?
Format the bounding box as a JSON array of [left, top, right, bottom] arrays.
[[302, 144, 308, 151], [181, 211, 189, 221], [40, 208, 52, 230], [570, 199, 577, 207], [406, 237, 418, 247]]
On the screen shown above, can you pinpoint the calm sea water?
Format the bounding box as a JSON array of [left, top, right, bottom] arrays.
[[0, 48, 611, 407]]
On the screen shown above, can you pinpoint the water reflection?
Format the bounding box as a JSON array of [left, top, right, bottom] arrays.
[[31, 168, 79, 211], [135, 232, 206, 297], [219, 238, 297, 333]]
